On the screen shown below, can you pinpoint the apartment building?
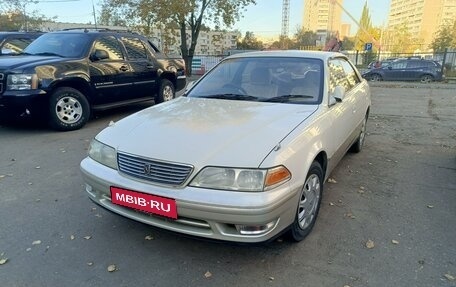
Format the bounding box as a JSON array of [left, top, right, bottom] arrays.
[[388, 0, 456, 48], [303, 0, 344, 35]]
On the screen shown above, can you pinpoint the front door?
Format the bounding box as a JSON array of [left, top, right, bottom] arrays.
[[89, 36, 132, 105]]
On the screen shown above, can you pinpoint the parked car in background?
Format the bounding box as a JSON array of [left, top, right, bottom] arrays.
[[363, 59, 444, 83], [0, 29, 186, 130], [0, 31, 43, 56], [80, 51, 371, 243]]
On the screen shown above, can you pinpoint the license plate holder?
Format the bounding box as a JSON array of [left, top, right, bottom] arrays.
[[110, 186, 177, 219]]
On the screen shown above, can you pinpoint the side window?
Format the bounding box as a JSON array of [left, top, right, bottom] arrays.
[[92, 36, 124, 60], [406, 61, 420, 68], [391, 61, 406, 69], [339, 59, 361, 90], [121, 37, 147, 60], [3, 38, 34, 54], [328, 59, 350, 94]]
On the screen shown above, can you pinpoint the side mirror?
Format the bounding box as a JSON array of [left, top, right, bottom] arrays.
[[329, 85, 346, 106], [91, 49, 109, 61]]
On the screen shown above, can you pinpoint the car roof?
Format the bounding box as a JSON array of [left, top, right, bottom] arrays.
[[48, 29, 140, 37], [225, 50, 346, 61]]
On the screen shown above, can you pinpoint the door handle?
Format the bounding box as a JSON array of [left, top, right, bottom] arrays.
[[120, 66, 129, 72]]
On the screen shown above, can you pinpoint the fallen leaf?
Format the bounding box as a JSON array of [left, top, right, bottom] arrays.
[[107, 264, 117, 272], [0, 258, 8, 265], [0, 175, 5, 179], [365, 239, 375, 249], [26, 248, 31, 252], [359, 186, 365, 190], [84, 236, 92, 240], [87, 262, 94, 266], [329, 202, 335, 206], [35, 166, 41, 169], [343, 285, 351, 287], [392, 240, 399, 245], [328, 178, 337, 183], [269, 277, 275, 281], [345, 213, 356, 219], [357, 189, 365, 194], [95, 214, 102, 218], [70, 235, 75, 240], [144, 235, 154, 240], [32, 240, 41, 245], [108, 121, 115, 126], [444, 274, 455, 281], [427, 205, 434, 209], [204, 271, 212, 278]]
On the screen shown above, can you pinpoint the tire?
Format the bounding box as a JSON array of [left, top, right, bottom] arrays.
[[155, 79, 175, 104], [350, 114, 368, 153], [420, 74, 433, 83], [288, 161, 323, 242], [370, 74, 382, 81], [48, 87, 90, 131]]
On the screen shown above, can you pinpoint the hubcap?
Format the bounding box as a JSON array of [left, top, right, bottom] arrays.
[[55, 96, 82, 124], [298, 174, 321, 230], [163, 85, 174, 101], [421, 76, 431, 83]]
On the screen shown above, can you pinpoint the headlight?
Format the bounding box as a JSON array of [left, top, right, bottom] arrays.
[[88, 139, 117, 169], [7, 74, 38, 90], [189, 166, 291, 192]]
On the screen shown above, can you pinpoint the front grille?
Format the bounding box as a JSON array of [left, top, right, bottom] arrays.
[[117, 152, 193, 186]]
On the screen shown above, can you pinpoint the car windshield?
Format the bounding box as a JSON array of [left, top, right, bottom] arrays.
[[187, 57, 324, 105], [24, 33, 90, 58]]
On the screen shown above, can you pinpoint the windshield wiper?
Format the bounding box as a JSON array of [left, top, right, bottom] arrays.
[[200, 94, 259, 101], [260, 94, 314, 103], [32, 52, 63, 57]]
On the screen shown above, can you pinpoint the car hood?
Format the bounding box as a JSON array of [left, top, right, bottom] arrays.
[[97, 97, 318, 168], [0, 55, 66, 70]]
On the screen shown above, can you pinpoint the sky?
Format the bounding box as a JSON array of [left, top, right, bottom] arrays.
[[27, 0, 391, 38]]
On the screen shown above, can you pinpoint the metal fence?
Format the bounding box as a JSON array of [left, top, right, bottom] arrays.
[[192, 49, 456, 77]]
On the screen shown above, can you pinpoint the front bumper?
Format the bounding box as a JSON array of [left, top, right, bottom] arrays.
[[80, 157, 300, 243], [0, 89, 48, 117]]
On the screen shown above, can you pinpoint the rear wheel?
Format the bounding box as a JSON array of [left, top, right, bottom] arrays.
[[49, 87, 90, 131], [370, 74, 382, 81], [288, 161, 323, 242], [350, 114, 368, 153], [420, 74, 433, 83], [155, 79, 175, 104]]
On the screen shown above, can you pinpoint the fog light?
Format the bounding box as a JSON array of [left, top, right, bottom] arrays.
[[235, 220, 278, 235], [85, 184, 93, 192]]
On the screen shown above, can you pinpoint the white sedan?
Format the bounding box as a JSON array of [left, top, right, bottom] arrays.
[[80, 51, 371, 243]]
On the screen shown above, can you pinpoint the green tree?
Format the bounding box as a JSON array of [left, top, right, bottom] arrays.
[[99, 0, 256, 75], [237, 31, 263, 50], [383, 23, 422, 53], [430, 19, 456, 52], [1, 0, 54, 31], [355, 2, 374, 50], [293, 28, 318, 49]]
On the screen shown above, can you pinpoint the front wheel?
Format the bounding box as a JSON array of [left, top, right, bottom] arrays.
[[49, 87, 90, 131], [370, 74, 382, 81], [155, 79, 175, 104], [420, 74, 433, 83], [288, 161, 323, 242]]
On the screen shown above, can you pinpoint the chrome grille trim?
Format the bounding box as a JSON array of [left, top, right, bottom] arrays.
[[117, 152, 193, 186]]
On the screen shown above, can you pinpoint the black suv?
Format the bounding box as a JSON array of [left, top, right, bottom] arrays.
[[0, 31, 43, 56], [362, 58, 444, 83], [0, 29, 186, 131]]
